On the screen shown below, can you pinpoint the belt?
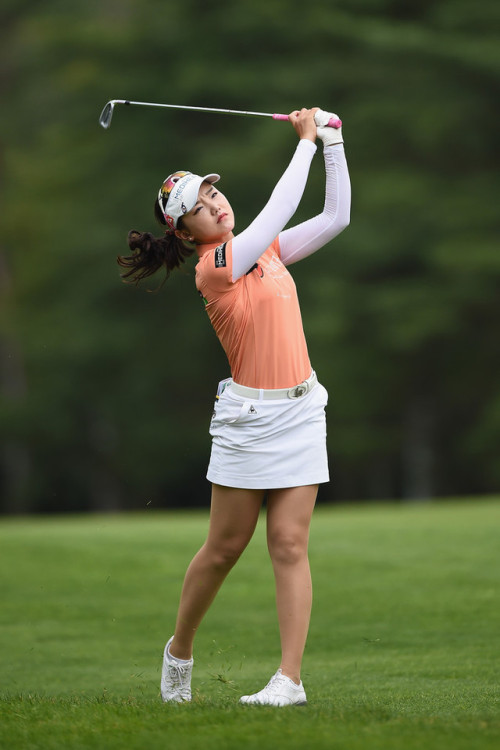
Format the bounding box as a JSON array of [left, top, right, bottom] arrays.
[[229, 371, 318, 401]]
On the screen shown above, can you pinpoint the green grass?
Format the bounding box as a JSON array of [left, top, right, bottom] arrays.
[[0, 499, 499, 749]]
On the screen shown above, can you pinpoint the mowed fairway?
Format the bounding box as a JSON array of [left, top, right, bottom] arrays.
[[0, 499, 498, 750]]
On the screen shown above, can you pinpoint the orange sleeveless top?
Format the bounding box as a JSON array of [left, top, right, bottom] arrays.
[[195, 237, 311, 389]]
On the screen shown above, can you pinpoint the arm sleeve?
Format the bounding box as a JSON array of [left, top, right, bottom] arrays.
[[278, 144, 351, 265], [231, 139, 317, 281]]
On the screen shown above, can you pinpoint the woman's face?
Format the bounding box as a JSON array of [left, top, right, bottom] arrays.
[[178, 181, 235, 245]]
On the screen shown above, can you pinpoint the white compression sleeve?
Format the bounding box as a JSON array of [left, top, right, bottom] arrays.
[[278, 144, 351, 265], [231, 139, 317, 281]]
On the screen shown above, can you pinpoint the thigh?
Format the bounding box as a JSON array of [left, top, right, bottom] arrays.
[[266, 485, 319, 542], [205, 484, 265, 550]]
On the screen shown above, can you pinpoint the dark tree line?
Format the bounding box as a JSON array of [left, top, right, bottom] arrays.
[[1, 0, 499, 512]]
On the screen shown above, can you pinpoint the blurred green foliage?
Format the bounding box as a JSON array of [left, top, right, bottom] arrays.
[[1, 0, 499, 512]]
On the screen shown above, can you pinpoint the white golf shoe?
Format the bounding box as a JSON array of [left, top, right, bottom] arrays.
[[160, 636, 193, 703], [239, 669, 307, 706]]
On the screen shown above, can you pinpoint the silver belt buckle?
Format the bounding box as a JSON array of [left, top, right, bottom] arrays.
[[288, 381, 308, 399]]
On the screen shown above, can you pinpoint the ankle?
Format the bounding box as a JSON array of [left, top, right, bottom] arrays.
[[168, 637, 193, 661], [280, 667, 301, 685]]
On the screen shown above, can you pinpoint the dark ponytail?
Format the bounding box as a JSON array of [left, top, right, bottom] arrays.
[[117, 199, 194, 287]]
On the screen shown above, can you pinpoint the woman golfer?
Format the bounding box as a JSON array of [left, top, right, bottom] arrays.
[[118, 107, 351, 706]]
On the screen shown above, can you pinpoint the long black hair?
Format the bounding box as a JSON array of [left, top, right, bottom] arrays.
[[117, 200, 194, 287]]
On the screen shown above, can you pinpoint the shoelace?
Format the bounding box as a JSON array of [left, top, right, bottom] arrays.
[[168, 662, 191, 686], [264, 671, 288, 691]]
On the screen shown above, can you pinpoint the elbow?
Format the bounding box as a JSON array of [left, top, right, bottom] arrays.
[[324, 204, 350, 238], [341, 214, 351, 233], [336, 211, 351, 236], [341, 200, 351, 231]]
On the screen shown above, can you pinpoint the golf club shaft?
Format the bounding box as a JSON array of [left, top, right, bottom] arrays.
[[99, 99, 342, 129]]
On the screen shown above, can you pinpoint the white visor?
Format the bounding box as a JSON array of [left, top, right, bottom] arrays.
[[158, 171, 220, 230]]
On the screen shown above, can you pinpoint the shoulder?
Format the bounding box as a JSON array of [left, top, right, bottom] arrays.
[[196, 240, 235, 293]]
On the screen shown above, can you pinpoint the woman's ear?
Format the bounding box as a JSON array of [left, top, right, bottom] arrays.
[[175, 228, 194, 242]]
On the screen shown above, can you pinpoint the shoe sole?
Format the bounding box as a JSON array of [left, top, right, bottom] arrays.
[[239, 699, 308, 706]]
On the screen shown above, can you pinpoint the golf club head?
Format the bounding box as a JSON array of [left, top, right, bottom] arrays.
[[99, 101, 115, 129]]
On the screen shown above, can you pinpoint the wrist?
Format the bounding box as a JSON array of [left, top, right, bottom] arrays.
[[298, 138, 317, 150]]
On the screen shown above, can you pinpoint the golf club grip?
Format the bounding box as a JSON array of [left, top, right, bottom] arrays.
[[273, 113, 342, 129]]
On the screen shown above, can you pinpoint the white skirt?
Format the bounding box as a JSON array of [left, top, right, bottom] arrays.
[[206, 376, 329, 489]]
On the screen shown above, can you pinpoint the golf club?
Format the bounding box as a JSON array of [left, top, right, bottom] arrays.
[[99, 99, 342, 130]]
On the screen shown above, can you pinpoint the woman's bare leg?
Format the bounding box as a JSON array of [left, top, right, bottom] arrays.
[[169, 484, 265, 659], [266, 484, 318, 684]]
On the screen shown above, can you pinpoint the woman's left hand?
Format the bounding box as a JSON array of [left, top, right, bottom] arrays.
[[288, 108, 319, 142]]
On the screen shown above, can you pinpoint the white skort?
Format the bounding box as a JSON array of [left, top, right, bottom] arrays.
[[206, 374, 329, 490]]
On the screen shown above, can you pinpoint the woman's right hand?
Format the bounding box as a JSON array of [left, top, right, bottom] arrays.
[[288, 107, 319, 143]]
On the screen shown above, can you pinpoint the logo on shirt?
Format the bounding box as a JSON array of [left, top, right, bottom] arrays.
[[214, 243, 227, 268], [266, 254, 288, 278]]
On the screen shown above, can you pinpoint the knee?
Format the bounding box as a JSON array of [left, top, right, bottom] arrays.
[[267, 530, 307, 567], [206, 537, 248, 570]]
